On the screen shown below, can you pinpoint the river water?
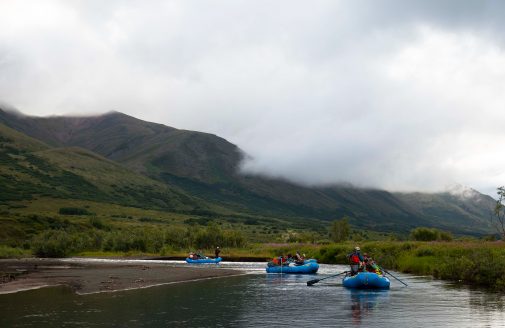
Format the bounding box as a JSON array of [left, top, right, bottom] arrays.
[[1, 261, 504, 327]]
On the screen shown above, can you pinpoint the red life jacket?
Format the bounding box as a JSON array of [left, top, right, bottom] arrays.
[[350, 254, 360, 264]]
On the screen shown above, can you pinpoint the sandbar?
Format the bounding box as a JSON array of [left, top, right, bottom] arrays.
[[0, 258, 243, 295]]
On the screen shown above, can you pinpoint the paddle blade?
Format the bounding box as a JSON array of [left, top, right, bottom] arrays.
[[306, 279, 320, 286]]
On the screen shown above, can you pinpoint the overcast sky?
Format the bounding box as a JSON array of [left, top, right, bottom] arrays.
[[1, 0, 505, 195]]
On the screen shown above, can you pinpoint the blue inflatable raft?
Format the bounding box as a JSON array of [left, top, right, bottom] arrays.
[[266, 260, 319, 274], [342, 272, 390, 289], [185, 257, 222, 264]]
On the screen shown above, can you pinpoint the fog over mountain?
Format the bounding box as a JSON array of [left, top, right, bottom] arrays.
[[1, 1, 504, 194]]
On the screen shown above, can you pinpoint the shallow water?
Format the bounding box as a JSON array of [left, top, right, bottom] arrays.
[[1, 261, 504, 327]]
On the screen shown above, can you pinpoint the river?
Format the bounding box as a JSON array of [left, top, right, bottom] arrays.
[[1, 261, 504, 327]]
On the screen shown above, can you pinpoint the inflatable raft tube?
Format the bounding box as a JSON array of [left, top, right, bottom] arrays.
[[185, 257, 222, 264], [266, 261, 319, 274], [342, 272, 390, 289]]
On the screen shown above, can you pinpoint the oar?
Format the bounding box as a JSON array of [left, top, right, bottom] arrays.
[[380, 267, 408, 287], [307, 271, 348, 286]]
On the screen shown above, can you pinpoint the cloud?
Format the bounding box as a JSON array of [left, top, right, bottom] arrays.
[[0, 0, 504, 194]]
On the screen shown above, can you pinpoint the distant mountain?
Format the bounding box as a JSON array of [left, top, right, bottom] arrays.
[[395, 186, 496, 234], [0, 110, 241, 183], [0, 108, 496, 235]]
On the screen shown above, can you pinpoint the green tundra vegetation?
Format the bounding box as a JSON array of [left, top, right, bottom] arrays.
[[0, 197, 329, 258]]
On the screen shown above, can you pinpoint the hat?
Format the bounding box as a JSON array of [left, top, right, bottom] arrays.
[[355, 246, 360, 251]]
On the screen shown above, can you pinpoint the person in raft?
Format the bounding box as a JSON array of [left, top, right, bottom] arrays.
[[271, 255, 289, 266], [215, 246, 221, 259], [294, 251, 305, 265], [363, 253, 382, 275], [189, 252, 202, 260], [348, 246, 365, 275], [195, 251, 207, 259]]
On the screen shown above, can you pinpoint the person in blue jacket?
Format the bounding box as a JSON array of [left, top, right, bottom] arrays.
[[348, 246, 365, 275]]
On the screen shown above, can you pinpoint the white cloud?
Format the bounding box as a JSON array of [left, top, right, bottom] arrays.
[[0, 0, 505, 195]]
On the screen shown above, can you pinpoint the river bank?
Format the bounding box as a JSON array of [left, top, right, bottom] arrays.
[[0, 258, 243, 295], [313, 241, 505, 291]]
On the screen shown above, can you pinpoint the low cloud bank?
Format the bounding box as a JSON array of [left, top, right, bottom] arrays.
[[1, 1, 504, 194]]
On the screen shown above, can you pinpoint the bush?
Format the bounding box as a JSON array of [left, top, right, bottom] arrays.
[[329, 217, 350, 242], [32, 230, 73, 257], [89, 217, 110, 230], [193, 223, 246, 249], [438, 230, 453, 241], [164, 226, 193, 249], [410, 227, 439, 241], [0, 245, 27, 258], [59, 207, 92, 216], [410, 227, 452, 241], [102, 231, 147, 253]]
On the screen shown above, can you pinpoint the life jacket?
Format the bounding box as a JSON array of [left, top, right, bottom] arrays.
[[272, 257, 286, 265], [350, 253, 360, 264]]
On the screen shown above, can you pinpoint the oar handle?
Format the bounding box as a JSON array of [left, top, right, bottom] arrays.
[[306, 271, 348, 286]]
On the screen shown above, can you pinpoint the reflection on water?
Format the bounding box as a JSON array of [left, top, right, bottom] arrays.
[[0, 263, 504, 327], [349, 290, 389, 325]]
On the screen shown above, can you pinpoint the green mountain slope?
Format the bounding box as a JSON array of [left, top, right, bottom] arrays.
[[0, 122, 203, 211], [0, 110, 242, 183], [0, 108, 496, 235]]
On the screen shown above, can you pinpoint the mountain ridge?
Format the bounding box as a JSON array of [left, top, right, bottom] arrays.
[[0, 107, 496, 235]]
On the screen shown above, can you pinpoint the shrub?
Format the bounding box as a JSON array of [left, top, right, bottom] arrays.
[[244, 219, 259, 225], [89, 217, 109, 230], [192, 223, 246, 249], [329, 217, 350, 242], [32, 230, 73, 257], [438, 230, 453, 241], [0, 245, 27, 258], [102, 231, 147, 253], [410, 227, 452, 241], [411, 227, 439, 241], [58, 207, 92, 216]]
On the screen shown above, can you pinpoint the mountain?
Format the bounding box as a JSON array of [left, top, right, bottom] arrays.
[[0, 121, 205, 212], [0, 108, 497, 235], [395, 185, 496, 234], [0, 110, 241, 183]]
